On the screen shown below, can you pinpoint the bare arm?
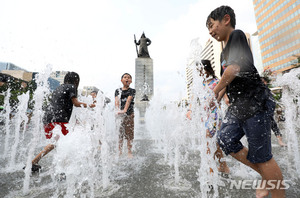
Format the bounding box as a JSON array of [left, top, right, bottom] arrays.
[[217, 88, 227, 102], [186, 96, 193, 120], [213, 65, 240, 98], [118, 96, 133, 114], [223, 93, 230, 106], [115, 96, 120, 110], [72, 97, 95, 108]]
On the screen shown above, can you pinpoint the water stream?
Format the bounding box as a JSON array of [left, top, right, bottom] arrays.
[[0, 66, 300, 197]]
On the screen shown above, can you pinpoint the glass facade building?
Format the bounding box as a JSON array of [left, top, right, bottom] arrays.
[[253, 0, 300, 73]]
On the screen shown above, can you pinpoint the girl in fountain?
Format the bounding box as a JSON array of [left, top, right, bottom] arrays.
[[29, 72, 95, 172], [115, 73, 136, 158], [186, 60, 230, 175]]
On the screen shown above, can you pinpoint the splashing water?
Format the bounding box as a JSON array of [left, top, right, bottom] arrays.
[[274, 68, 300, 178], [23, 65, 52, 194], [48, 83, 120, 197], [1, 65, 300, 197], [0, 66, 121, 197], [145, 61, 222, 197], [9, 93, 30, 168], [2, 88, 11, 159]]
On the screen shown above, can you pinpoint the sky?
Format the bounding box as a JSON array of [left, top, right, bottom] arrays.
[[0, 0, 257, 101]]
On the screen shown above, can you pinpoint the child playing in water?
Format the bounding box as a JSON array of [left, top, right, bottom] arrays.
[[90, 90, 98, 105], [115, 73, 136, 158], [206, 5, 285, 197], [186, 60, 230, 175], [29, 72, 95, 172]]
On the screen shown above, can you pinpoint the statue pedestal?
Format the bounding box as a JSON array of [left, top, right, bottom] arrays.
[[136, 102, 149, 123], [135, 58, 153, 121]]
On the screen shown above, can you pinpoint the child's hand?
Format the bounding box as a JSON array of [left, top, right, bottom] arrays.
[[214, 91, 219, 99], [186, 110, 192, 120], [89, 104, 96, 108], [117, 110, 126, 115], [209, 100, 216, 110]]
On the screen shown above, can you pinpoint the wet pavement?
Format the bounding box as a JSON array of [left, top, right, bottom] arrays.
[[1, 121, 300, 198]]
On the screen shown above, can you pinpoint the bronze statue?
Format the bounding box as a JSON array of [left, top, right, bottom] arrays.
[[134, 32, 151, 58]]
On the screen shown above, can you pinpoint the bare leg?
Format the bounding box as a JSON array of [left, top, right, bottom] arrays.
[[32, 144, 55, 164], [206, 130, 230, 174], [230, 147, 285, 198], [214, 143, 230, 173], [230, 147, 260, 172], [205, 131, 214, 174], [119, 139, 123, 156], [230, 147, 267, 197], [127, 140, 133, 158], [256, 158, 285, 198]]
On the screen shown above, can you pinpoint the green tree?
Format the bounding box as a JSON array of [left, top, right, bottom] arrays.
[[0, 77, 37, 109]]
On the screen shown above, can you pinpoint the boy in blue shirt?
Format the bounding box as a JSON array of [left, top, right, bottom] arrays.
[[206, 6, 285, 198]]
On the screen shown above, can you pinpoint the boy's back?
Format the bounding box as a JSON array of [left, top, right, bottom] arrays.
[[44, 84, 77, 124]]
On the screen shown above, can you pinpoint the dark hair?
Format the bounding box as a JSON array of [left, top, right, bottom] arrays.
[[121, 73, 132, 79], [201, 60, 216, 78], [64, 72, 80, 87], [206, 5, 236, 28]]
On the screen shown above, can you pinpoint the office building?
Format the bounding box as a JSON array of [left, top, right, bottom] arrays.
[[253, 0, 300, 73], [50, 71, 68, 85]]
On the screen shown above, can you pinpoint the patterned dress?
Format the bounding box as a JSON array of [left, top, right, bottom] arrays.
[[203, 78, 221, 137]]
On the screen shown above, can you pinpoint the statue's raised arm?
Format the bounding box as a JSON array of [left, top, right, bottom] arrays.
[[134, 32, 151, 58]]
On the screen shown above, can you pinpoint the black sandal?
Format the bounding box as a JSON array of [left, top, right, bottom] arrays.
[[31, 164, 41, 172], [23, 164, 41, 172]]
